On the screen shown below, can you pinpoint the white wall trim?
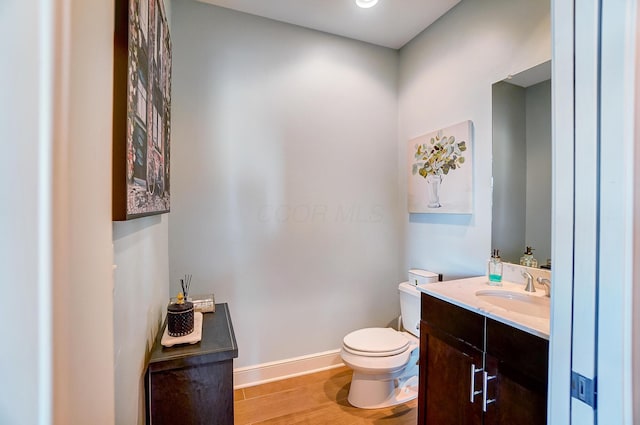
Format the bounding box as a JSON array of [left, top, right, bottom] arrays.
[[233, 349, 344, 389]]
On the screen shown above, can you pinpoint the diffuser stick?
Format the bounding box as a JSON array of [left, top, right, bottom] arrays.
[[184, 274, 192, 298]]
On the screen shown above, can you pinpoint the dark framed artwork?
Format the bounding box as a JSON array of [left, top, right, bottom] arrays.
[[113, 0, 171, 220]]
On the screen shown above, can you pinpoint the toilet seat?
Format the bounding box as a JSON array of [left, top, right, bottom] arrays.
[[342, 328, 410, 357]]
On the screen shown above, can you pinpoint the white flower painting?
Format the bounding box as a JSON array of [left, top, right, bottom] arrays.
[[408, 120, 473, 214]]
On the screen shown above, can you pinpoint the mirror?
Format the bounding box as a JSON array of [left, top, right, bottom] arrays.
[[491, 61, 551, 267]]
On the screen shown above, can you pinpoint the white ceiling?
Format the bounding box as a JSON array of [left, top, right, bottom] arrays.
[[196, 0, 462, 49]]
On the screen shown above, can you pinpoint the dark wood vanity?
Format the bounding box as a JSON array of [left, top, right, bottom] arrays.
[[418, 293, 548, 425], [146, 303, 238, 425]]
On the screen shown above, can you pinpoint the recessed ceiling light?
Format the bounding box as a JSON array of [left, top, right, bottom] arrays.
[[355, 0, 379, 9]]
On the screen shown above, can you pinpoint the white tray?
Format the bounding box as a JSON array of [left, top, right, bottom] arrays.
[[161, 312, 203, 347]]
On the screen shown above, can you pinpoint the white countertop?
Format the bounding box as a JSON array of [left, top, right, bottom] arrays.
[[417, 276, 550, 340]]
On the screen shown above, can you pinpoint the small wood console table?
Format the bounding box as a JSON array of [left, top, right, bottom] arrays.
[[146, 303, 238, 425]]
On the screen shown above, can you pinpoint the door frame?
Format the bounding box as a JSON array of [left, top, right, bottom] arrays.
[[596, 1, 637, 423], [549, 0, 638, 423], [548, 0, 575, 422]]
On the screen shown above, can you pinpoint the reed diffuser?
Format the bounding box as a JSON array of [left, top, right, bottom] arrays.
[[180, 274, 192, 299], [167, 274, 195, 337]]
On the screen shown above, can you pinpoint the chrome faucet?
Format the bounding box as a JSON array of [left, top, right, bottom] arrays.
[[537, 277, 551, 297], [522, 271, 535, 292]]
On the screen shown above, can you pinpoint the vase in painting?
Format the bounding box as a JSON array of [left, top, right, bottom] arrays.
[[426, 174, 442, 208]]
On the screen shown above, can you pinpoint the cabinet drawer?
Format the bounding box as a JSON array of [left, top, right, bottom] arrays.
[[486, 318, 549, 386], [421, 293, 484, 350]]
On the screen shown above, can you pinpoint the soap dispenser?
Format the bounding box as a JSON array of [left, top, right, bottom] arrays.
[[519, 246, 538, 268], [487, 249, 503, 286]]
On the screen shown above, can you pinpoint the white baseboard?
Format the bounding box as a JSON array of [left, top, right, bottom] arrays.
[[233, 349, 345, 389]]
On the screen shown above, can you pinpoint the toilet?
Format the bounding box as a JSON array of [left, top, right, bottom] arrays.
[[340, 270, 438, 409]]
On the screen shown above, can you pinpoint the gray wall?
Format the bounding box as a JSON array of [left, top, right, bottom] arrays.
[[170, 1, 401, 368], [399, 0, 551, 278], [113, 216, 169, 424]]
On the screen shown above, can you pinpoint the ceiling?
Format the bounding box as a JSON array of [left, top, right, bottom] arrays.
[[196, 0, 461, 50]]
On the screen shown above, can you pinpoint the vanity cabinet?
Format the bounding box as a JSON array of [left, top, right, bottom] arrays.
[[483, 319, 548, 425], [418, 293, 548, 425], [418, 293, 484, 424]]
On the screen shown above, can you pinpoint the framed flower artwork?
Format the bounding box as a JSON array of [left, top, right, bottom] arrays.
[[408, 120, 473, 214]]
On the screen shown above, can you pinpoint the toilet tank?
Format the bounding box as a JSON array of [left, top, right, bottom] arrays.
[[408, 269, 439, 286], [398, 282, 422, 337]]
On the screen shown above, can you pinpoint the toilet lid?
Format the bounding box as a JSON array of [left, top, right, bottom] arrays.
[[343, 328, 410, 357]]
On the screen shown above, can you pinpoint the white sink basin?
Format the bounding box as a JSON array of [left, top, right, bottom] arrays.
[[475, 290, 550, 319]]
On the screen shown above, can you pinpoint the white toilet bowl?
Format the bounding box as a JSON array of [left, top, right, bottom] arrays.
[[340, 274, 438, 409], [340, 327, 419, 409]]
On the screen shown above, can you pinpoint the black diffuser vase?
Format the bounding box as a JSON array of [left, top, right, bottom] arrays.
[[167, 294, 194, 337]]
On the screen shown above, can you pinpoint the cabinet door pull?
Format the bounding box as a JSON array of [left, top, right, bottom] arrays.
[[469, 364, 483, 403], [482, 371, 497, 412]]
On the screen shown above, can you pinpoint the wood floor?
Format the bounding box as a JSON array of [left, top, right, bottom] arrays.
[[233, 366, 417, 424]]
